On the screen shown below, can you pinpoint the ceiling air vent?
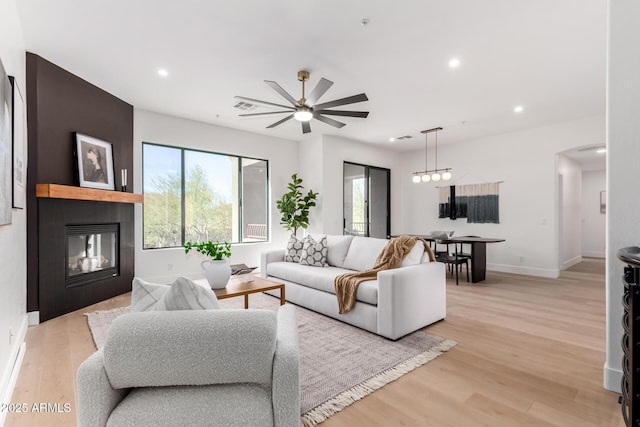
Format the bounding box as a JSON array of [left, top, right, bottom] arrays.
[[233, 101, 258, 111], [396, 135, 413, 140]]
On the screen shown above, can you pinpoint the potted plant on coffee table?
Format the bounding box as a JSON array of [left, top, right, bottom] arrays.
[[184, 240, 232, 289]]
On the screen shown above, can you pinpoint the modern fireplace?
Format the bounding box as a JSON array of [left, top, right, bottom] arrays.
[[35, 198, 134, 322], [66, 223, 119, 287]]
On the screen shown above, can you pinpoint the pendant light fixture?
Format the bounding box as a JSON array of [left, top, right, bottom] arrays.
[[412, 127, 452, 183]]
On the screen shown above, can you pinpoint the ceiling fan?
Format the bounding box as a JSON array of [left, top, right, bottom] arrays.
[[235, 70, 369, 134]]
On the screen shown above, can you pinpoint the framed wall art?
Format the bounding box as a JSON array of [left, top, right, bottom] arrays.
[[9, 76, 25, 208], [0, 57, 12, 225], [74, 133, 115, 190]]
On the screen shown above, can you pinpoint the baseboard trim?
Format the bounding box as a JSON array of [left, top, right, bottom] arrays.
[[562, 256, 583, 270], [583, 251, 606, 258], [487, 263, 560, 278], [0, 315, 28, 427], [604, 363, 622, 393]]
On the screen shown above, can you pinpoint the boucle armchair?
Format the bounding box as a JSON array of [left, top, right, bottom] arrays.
[[77, 305, 299, 427]]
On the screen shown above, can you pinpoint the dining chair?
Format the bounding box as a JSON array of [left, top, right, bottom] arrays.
[[434, 239, 469, 285]]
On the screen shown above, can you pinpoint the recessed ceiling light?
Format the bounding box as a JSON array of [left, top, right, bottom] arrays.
[[514, 105, 524, 113], [596, 148, 607, 154], [448, 58, 461, 68], [157, 68, 169, 77], [389, 137, 395, 142]]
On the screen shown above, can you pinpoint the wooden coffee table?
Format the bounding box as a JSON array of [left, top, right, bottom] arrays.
[[195, 276, 285, 309]]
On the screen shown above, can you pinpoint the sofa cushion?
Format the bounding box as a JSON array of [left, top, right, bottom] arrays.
[[400, 241, 425, 267], [130, 277, 220, 312], [284, 234, 304, 262], [299, 235, 328, 267], [107, 384, 273, 427], [342, 236, 389, 272], [267, 261, 378, 305], [326, 235, 354, 267]]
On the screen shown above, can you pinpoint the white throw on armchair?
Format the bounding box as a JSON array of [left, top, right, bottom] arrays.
[[77, 305, 299, 427]]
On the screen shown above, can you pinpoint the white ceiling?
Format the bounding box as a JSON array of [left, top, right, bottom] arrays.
[[15, 0, 607, 152], [561, 145, 607, 171]]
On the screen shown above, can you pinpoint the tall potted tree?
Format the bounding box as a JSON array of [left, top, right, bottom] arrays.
[[276, 173, 319, 236]]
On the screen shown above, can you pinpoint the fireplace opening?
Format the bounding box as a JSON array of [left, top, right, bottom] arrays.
[[65, 223, 120, 287]]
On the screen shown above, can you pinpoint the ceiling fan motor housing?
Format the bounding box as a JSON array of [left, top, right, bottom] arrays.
[[236, 70, 369, 134], [297, 70, 310, 82]]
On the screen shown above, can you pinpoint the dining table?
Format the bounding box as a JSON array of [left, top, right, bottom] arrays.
[[395, 235, 506, 283]]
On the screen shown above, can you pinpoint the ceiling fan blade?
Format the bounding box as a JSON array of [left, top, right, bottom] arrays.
[[313, 93, 368, 110], [302, 121, 311, 134], [266, 114, 294, 128], [315, 110, 369, 118], [314, 114, 346, 129], [305, 78, 333, 107], [265, 80, 300, 106], [239, 111, 292, 117], [235, 96, 294, 110]]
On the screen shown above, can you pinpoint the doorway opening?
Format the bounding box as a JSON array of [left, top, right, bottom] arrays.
[[343, 162, 390, 239]]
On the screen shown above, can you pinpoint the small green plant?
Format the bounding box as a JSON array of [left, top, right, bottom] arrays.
[[276, 173, 319, 235], [184, 240, 231, 260]]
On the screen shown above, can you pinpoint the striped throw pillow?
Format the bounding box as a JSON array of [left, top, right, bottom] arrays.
[[130, 277, 220, 312]]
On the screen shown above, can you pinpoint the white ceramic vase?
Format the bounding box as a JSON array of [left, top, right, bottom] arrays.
[[201, 259, 231, 289]]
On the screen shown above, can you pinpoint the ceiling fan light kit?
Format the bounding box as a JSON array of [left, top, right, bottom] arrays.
[[236, 70, 369, 134], [293, 106, 313, 122], [413, 127, 453, 184]]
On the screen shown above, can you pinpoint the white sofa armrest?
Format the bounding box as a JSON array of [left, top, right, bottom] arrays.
[[261, 249, 285, 278], [76, 350, 128, 427], [272, 304, 300, 427], [376, 262, 446, 340]]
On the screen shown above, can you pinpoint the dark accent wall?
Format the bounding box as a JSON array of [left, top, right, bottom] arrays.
[[37, 199, 133, 321], [26, 53, 134, 320]]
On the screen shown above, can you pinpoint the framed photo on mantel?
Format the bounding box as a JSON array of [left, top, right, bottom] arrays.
[[74, 133, 115, 190]]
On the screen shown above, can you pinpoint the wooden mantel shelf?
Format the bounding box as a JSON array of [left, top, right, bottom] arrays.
[[36, 184, 144, 204]]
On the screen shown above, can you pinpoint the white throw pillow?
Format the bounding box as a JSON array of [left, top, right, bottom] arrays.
[[342, 237, 389, 271], [299, 235, 329, 267], [130, 277, 220, 312], [326, 235, 354, 267], [284, 234, 304, 263], [130, 278, 169, 312], [400, 241, 426, 267]]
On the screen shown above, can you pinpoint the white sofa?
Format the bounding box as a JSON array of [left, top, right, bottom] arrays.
[[261, 235, 446, 340]]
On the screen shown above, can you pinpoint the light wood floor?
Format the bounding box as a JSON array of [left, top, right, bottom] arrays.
[[6, 258, 624, 426]]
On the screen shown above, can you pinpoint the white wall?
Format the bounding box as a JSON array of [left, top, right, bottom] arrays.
[[557, 155, 583, 269], [582, 170, 606, 258], [133, 109, 299, 283], [604, 0, 640, 392], [0, 0, 28, 418], [400, 115, 605, 278], [296, 135, 323, 234], [297, 135, 403, 236]]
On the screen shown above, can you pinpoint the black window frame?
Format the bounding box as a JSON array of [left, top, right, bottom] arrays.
[[142, 141, 269, 249]]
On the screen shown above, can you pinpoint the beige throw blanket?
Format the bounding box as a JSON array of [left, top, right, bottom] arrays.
[[335, 235, 435, 314]]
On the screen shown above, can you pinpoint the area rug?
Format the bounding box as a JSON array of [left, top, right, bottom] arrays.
[[85, 294, 455, 426]]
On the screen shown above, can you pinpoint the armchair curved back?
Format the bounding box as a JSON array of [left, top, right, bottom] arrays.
[[103, 309, 277, 389]]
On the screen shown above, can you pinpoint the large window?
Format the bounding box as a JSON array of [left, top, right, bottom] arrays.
[[143, 143, 268, 249]]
